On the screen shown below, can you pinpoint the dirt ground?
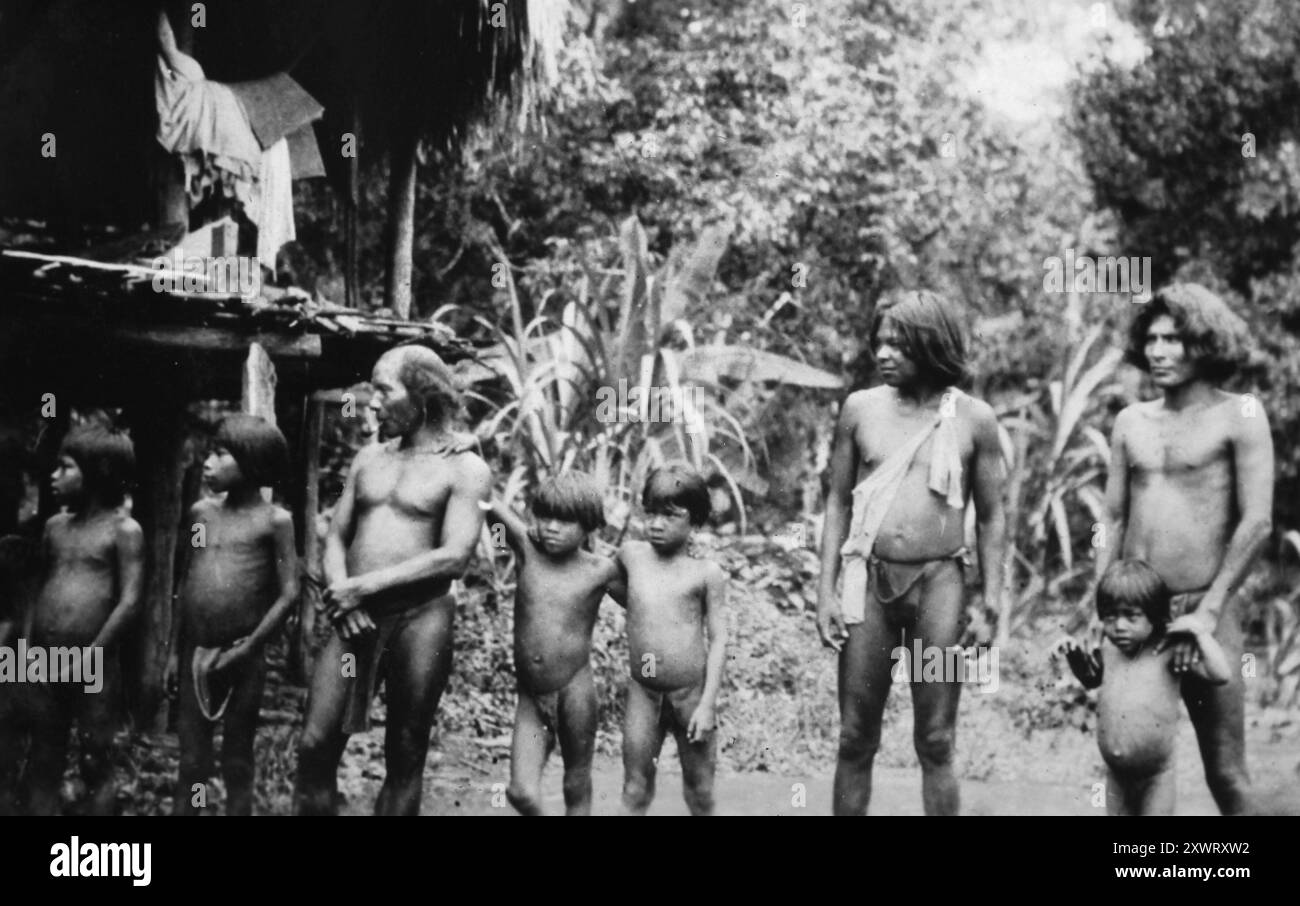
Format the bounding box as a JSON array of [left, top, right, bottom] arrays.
[[332, 698, 1300, 816], [85, 583, 1300, 817], [93, 630, 1300, 816]]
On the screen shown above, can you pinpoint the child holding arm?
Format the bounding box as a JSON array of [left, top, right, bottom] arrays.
[[1057, 559, 1231, 816]]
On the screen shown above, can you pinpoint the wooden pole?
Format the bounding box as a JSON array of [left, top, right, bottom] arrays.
[[129, 397, 187, 730], [291, 394, 326, 682], [345, 92, 361, 310]]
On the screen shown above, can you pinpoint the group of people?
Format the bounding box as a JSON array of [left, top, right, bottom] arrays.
[[0, 281, 1277, 816], [0, 345, 728, 816], [816, 284, 1271, 816]]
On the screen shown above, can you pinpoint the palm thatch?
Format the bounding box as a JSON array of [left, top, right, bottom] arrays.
[[316, 0, 567, 317], [0, 0, 566, 317], [329, 0, 565, 156]]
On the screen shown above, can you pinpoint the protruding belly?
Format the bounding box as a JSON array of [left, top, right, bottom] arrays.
[[626, 620, 706, 692], [32, 569, 115, 646], [513, 623, 591, 694]]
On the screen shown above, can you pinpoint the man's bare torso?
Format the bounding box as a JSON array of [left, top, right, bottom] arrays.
[[347, 442, 472, 609], [1119, 393, 1239, 592], [848, 387, 977, 560]]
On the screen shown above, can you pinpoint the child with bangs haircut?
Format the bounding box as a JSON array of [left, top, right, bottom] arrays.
[[1057, 559, 1231, 815], [171, 414, 297, 815], [7, 426, 143, 815], [616, 463, 728, 816], [484, 472, 620, 816]]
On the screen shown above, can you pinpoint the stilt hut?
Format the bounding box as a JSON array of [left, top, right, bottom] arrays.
[[0, 0, 558, 728]]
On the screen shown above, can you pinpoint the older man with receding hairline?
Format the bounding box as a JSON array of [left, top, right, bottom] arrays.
[[294, 345, 490, 816]]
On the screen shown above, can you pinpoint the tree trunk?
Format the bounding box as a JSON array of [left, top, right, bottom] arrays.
[[345, 93, 361, 310], [383, 124, 419, 320]]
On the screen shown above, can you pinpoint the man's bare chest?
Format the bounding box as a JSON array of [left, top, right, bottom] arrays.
[[855, 414, 967, 471], [1126, 418, 1231, 476], [355, 456, 451, 517]]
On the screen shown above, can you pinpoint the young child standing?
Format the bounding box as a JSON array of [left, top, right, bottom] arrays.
[[1058, 559, 1231, 816], [485, 473, 619, 816], [617, 463, 728, 816], [13, 426, 144, 815], [171, 415, 297, 816]]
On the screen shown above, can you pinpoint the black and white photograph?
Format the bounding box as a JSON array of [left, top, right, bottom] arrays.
[[0, 0, 1296, 852]]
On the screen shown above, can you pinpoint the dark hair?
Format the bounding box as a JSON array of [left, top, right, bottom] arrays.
[[642, 462, 710, 526], [60, 427, 134, 506], [387, 345, 464, 427], [1096, 559, 1171, 627], [215, 414, 289, 489], [532, 472, 606, 533], [1125, 283, 1250, 384], [870, 289, 969, 388]]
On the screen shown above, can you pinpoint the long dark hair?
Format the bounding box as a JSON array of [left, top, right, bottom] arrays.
[[870, 289, 969, 388], [1125, 283, 1250, 385]]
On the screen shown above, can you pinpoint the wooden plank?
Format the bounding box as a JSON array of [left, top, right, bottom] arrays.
[[2, 249, 166, 275], [241, 342, 278, 424], [242, 343, 278, 505], [114, 324, 321, 358]]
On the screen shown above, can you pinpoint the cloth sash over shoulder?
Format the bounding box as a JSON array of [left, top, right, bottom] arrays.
[[839, 389, 967, 624]]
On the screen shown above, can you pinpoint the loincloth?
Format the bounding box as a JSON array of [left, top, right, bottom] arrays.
[[339, 593, 453, 735], [842, 548, 971, 624], [189, 641, 265, 723], [837, 391, 968, 626]]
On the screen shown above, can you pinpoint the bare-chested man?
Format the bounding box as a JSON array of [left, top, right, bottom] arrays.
[[294, 345, 490, 816], [817, 290, 1005, 816], [1100, 284, 1273, 816]]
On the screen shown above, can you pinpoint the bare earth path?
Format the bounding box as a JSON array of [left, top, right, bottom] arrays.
[[347, 758, 1211, 816], [341, 717, 1298, 816]]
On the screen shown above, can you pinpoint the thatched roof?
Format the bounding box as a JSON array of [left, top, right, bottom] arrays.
[[0, 0, 565, 228]]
